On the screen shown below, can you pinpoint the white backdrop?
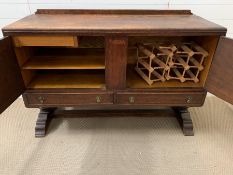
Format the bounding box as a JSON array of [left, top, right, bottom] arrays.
[[0, 0, 233, 37]]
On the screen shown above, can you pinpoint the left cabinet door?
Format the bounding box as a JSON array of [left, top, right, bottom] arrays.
[[0, 37, 25, 113]]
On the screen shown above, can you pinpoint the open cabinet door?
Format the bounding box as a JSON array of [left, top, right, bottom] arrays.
[[205, 37, 233, 104], [0, 37, 25, 114]]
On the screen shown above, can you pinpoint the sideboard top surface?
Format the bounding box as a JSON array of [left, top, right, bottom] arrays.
[[2, 9, 227, 36]]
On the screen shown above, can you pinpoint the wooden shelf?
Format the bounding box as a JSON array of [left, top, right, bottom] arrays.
[[127, 65, 203, 88], [28, 72, 105, 89], [22, 54, 105, 70]]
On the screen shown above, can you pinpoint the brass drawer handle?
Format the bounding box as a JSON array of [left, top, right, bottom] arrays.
[[186, 96, 192, 103], [37, 96, 45, 104], [96, 96, 101, 103], [129, 96, 135, 103]]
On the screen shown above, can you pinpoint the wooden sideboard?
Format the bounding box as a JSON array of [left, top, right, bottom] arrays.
[[0, 9, 232, 137]]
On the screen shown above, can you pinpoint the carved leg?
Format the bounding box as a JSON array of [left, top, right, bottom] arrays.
[[173, 107, 194, 136], [35, 108, 56, 137]]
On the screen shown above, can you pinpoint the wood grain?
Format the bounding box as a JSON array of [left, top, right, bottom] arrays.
[[205, 37, 233, 104], [36, 9, 193, 15], [13, 36, 78, 47], [27, 72, 105, 89], [105, 37, 128, 89], [2, 10, 226, 36], [24, 92, 114, 106], [22, 55, 105, 70], [14, 47, 34, 67], [116, 92, 205, 107], [22, 87, 206, 108], [0, 37, 25, 114]]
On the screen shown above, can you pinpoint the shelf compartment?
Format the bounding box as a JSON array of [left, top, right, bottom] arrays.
[[134, 41, 209, 85], [22, 48, 105, 70], [166, 67, 186, 83], [27, 70, 105, 89], [183, 68, 200, 83], [127, 65, 202, 88], [135, 43, 169, 85]]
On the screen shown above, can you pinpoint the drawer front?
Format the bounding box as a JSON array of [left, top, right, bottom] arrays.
[[13, 35, 78, 47], [24, 93, 113, 106], [116, 92, 205, 106]]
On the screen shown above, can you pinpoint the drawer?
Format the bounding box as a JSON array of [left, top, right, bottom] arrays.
[[24, 92, 113, 107], [116, 92, 205, 106], [13, 35, 78, 47]]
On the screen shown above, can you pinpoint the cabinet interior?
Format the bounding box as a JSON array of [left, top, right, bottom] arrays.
[[13, 35, 219, 89], [14, 36, 106, 89], [127, 36, 219, 88]]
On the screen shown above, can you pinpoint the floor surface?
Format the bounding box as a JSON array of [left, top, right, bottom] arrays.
[[0, 96, 233, 175]]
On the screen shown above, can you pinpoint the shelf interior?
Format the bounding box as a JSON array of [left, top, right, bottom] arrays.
[[127, 36, 219, 88], [14, 36, 106, 89], [22, 48, 105, 70], [14, 35, 219, 90], [27, 70, 105, 89], [127, 65, 202, 88]]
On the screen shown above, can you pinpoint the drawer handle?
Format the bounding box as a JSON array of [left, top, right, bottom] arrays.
[[37, 96, 45, 104], [129, 96, 135, 103], [96, 96, 101, 103], [186, 96, 192, 103]]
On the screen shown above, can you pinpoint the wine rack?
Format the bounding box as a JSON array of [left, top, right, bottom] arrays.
[[135, 42, 209, 85]]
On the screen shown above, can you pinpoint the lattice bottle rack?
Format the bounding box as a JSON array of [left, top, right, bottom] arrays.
[[135, 42, 209, 85]]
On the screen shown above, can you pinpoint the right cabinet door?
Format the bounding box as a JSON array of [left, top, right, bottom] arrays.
[[205, 36, 233, 104]]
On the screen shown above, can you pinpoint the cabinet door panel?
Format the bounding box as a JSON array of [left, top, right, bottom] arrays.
[[0, 37, 25, 113], [205, 37, 233, 104]]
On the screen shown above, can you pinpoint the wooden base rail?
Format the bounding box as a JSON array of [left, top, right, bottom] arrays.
[[35, 107, 194, 137]]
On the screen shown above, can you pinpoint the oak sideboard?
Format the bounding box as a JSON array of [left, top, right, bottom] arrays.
[[0, 9, 232, 137]]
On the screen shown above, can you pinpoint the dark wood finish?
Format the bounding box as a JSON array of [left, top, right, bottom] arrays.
[[24, 87, 206, 93], [205, 37, 233, 104], [22, 88, 206, 108], [116, 91, 206, 107], [105, 37, 128, 89], [2, 10, 226, 36], [1, 9, 233, 137], [23, 91, 114, 107], [35, 108, 56, 137], [36, 9, 193, 15], [173, 107, 194, 136], [53, 108, 176, 118], [0, 37, 25, 114]]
